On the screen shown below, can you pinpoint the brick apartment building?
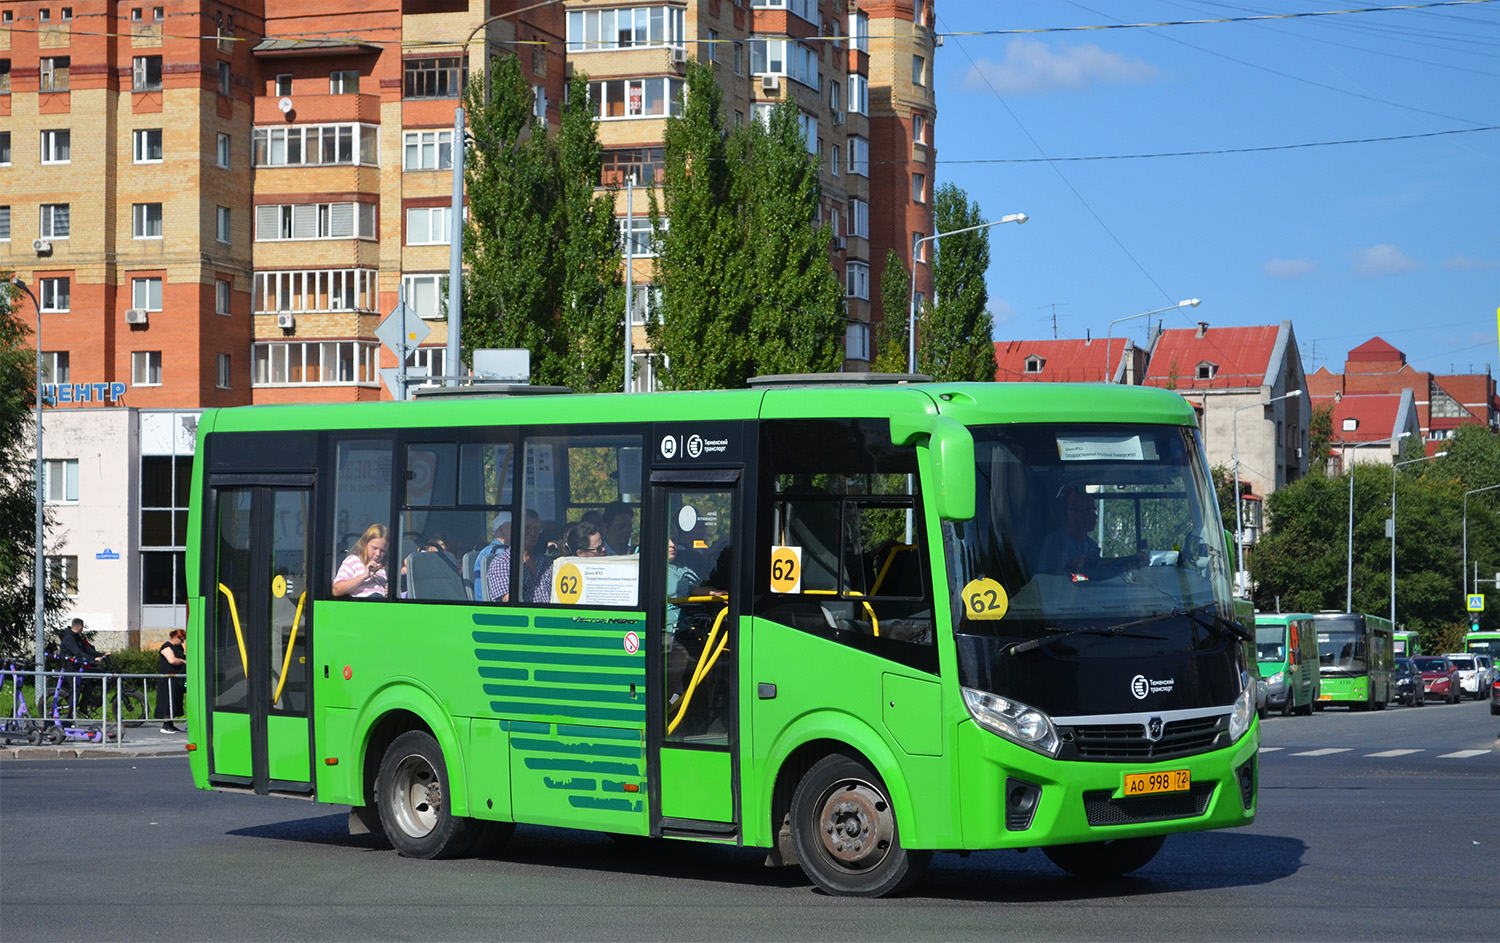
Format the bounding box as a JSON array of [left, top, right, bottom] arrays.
[[0, 0, 935, 645]]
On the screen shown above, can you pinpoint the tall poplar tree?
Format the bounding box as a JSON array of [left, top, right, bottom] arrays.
[[873, 249, 912, 374], [922, 183, 998, 382]]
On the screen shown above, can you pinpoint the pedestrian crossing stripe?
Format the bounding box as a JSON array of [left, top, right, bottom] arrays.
[[1437, 749, 1490, 759], [1291, 748, 1352, 756], [1258, 747, 1283, 752], [1365, 749, 1421, 757]]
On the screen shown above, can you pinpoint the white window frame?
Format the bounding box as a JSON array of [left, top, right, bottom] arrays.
[[913, 55, 926, 87], [132, 55, 161, 92], [751, 0, 820, 28], [849, 11, 869, 53], [402, 346, 448, 388], [330, 69, 359, 94], [215, 278, 232, 316], [403, 129, 454, 171], [0, 205, 10, 242], [589, 77, 685, 120], [252, 123, 379, 168], [848, 199, 869, 239], [619, 215, 660, 258], [40, 204, 71, 239], [845, 321, 870, 362], [43, 350, 70, 383], [40, 277, 70, 312], [44, 458, 80, 504], [132, 276, 163, 311], [846, 261, 870, 300], [913, 173, 926, 204], [216, 206, 231, 243], [847, 137, 869, 177], [133, 202, 163, 239], [402, 274, 449, 321], [848, 75, 868, 116], [132, 350, 163, 386], [40, 129, 71, 164], [405, 206, 451, 246], [216, 352, 232, 389], [133, 127, 163, 163], [45, 555, 79, 598], [255, 202, 376, 241], [216, 132, 231, 169], [913, 112, 927, 144], [253, 269, 379, 313], [566, 6, 687, 52], [830, 143, 840, 177], [750, 38, 820, 89], [252, 340, 381, 387], [275, 73, 292, 96]]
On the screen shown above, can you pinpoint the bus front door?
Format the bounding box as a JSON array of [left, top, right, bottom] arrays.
[[207, 482, 314, 795], [651, 479, 740, 832]]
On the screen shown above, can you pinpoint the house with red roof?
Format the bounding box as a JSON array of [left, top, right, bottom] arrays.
[[993, 336, 1149, 385]]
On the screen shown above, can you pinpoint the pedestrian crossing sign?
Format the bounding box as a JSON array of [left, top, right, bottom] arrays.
[[1468, 594, 1485, 612]]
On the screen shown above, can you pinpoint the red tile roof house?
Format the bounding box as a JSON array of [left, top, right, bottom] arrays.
[[993, 334, 1150, 385]]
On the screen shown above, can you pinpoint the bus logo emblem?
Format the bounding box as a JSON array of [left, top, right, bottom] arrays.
[[1145, 717, 1164, 741], [686, 434, 704, 458], [660, 435, 678, 459], [1131, 675, 1149, 699]]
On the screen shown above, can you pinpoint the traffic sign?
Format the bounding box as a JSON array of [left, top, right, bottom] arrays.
[[375, 300, 429, 354], [1468, 594, 1485, 612]]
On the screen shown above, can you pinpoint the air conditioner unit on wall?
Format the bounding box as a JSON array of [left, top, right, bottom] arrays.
[[125, 308, 149, 325], [836, 236, 847, 250], [32, 239, 52, 254], [669, 45, 687, 66], [832, 110, 845, 125], [761, 74, 779, 93], [276, 313, 295, 329]]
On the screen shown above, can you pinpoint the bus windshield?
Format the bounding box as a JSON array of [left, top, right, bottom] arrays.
[[1256, 626, 1287, 663], [946, 423, 1234, 669], [1317, 617, 1365, 674]]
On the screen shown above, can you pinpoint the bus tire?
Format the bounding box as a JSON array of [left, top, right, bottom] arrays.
[[790, 752, 930, 897], [376, 730, 476, 860], [1043, 835, 1166, 878]]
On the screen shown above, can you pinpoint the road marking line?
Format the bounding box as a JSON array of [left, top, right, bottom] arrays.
[[1365, 749, 1422, 757], [1437, 749, 1491, 759], [1290, 748, 1352, 756], [1258, 747, 1284, 752]]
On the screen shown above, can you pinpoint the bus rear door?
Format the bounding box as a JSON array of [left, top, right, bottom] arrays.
[[205, 479, 315, 795]]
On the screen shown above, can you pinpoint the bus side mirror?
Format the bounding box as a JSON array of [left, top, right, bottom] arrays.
[[890, 413, 975, 522]]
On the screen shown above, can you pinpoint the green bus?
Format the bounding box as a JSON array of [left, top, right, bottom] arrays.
[[183, 379, 1259, 896], [1255, 614, 1319, 715], [1465, 630, 1500, 659], [1392, 629, 1420, 658], [1313, 612, 1394, 710]]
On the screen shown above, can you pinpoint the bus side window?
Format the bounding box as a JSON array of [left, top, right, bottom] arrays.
[[329, 437, 394, 601]]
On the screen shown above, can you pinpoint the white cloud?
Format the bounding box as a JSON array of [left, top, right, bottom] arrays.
[[1351, 244, 1420, 277], [962, 39, 1160, 95], [988, 300, 1018, 327], [1264, 258, 1319, 279], [1441, 253, 1499, 271]]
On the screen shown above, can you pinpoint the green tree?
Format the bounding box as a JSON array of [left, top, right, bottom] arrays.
[[1307, 401, 1334, 475], [648, 62, 746, 390], [872, 250, 911, 374], [921, 183, 997, 382]]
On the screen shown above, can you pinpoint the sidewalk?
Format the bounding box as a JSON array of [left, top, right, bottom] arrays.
[[2, 722, 192, 760]]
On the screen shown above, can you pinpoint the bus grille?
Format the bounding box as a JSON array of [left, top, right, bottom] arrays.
[[1062, 715, 1225, 762], [1082, 782, 1217, 826]]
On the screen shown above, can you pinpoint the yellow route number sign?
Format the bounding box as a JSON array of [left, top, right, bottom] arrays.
[[769, 546, 802, 594], [962, 578, 1009, 621], [554, 563, 583, 606], [271, 574, 287, 598]]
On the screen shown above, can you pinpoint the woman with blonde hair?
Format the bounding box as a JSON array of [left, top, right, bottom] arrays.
[[333, 523, 389, 598]]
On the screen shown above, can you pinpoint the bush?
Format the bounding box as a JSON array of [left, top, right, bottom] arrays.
[[108, 648, 158, 676]]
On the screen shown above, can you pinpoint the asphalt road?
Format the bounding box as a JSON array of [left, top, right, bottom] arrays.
[[2, 698, 1495, 942]]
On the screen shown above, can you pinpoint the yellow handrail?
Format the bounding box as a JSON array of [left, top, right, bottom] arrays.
[[272, 590, 307, 708], [870, 544, 916, 596], [667, 606, 730, 736], [804, 588, 880, 637], [217, 583, 249, 675]]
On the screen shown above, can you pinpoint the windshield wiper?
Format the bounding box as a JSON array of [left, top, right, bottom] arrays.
[[1011, 611, 1171, 655], [1181, 603, 1254, 643]]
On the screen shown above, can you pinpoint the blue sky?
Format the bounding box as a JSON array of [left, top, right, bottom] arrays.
[[930, 0, 1499, 377]]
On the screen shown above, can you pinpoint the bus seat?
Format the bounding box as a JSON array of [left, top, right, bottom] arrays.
[[406, 550, 468, 601], [460, 550, 481, 601]]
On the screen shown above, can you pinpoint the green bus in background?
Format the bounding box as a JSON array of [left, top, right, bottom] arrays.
[[1465, 630, 1500, 659], [1255, 614, 1319, 716], [183, 378, 1259, 896], [1313, 612, 1394, 710], [1392, 629, 1420, 658]]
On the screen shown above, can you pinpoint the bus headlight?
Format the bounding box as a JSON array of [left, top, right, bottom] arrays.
[[962, 687, 1060, 757], [1229, 683, 1256, 743]]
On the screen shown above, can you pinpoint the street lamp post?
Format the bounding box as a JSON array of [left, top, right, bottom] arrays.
[[10, 278, 46, 680], [1103, 299, 1200, 383], [908, 213, 1027, 374], [1463, 483, 1500, 595], [1389, 444, 1444, 625], [1232, 389, 1301, 595]]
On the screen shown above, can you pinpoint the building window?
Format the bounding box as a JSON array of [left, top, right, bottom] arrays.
[[253, 123, 378, 167], [254, 269, 379, 314], [40, 129, 71, 164], [402, 274, 449, 320], [216, 206, 231, 243], [848, 198, 869, 239], [734, 41, 743, 75], [274, 74, 292, 96], [40, 204, 71, 239], [751, 0, 821, 27], [153, 7, 162, 21], [216, 133, 231, 168], [706, 29, 719, 61], [912, 173, 926, 203], [255, 202, 377, 241], [847, 137, 869, 176], [215, 279, 231, 315], [404, 57, 464, 99], [567, 6, 687, 52], [913, 232, 926, 261], [330, 69, 359, 94], [628, 284, 661, 326], [405, 206, 451, 245], [0, 131, 10, 165], [252, 340, 381, 386], [849, 10, 869, 53], [914, 0, 928, 26], [217, 61, 231, 96], [43, 351, 70, 383], [45, 556, 79, 598], [601, 146, 665, 186], [133, 202, 163, 239], [588, 77, 685, 119], [846, 261, 870, 300], [913, 55, 925, 87], [1025, 355, 1046, 374], [140, 454, 191, 609], [132, 276, 163, 311], [403, 129, 453, 171], [132, 350, 163, 385], [845, 321, 870, 362], [0, 206, 8, 242], [40, 277, 70, 312], [133, 128, 163, 163], [402, 346, 450, 387], [131, 8, 141, 21], [1197, 362, 1218, 380], [41, 57, 70, 92], [132, 56, 162, 92], [830, 144, 840, 177], [619, 215, 659, 257], [216, 353, 231, 389], [913, 112, 926, 144], [44, 458, 79, 504], [848, 74, 868, 115], [750, 39, 820, 89]]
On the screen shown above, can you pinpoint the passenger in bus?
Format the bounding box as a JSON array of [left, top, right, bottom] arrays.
[[473, 513, 510, 601], [601, 502, 635, 555], [333, 523, 389, 598], [1037, 486, 1145, 579], [534, 522, 607, 604], [485, 509, 550, 603]]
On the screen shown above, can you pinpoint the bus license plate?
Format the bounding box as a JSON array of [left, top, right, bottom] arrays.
[[1123, 769, 1191, 797]]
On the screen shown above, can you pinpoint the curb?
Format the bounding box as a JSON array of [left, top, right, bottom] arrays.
[[3, 744, 190, 760]]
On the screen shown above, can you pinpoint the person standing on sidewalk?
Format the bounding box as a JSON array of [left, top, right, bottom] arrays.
[[155, 630, 186, 733]]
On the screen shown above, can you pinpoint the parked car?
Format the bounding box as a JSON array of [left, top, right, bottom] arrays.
[[1491, 672, 1500, 716], [1393, 657, 1425, 706], [1444, 653, 1486, 700], [1411, 655, 1461, 704]]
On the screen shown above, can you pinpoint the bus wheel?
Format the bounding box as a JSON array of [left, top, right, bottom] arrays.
[[790, 753, 931, 897], [376, 730, 476, 859], [1043, 835, 1165, 878]]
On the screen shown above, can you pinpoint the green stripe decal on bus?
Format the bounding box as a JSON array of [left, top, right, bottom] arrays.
[[569, 796, 642, 812], [498, 720, 551, 734], [533, 615, 645, 631], [543, 777, 598, 791], [489, 701, 643, 722], [557, 724, 640, 740], [471, 615, 532, 628], [512, 737, 643, 759], [534, 669, 645, 686], [522, 757, 641, 775], [475, 649, 638, 667], [483, 684, 639, 704], [473, 632, 625, 650], [478, 666, 529, 680]]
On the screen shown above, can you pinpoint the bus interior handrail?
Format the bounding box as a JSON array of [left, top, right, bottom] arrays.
[[668, 605, 730, 737], [217, 583, 250, 676], [272, 591, 308, 708]]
